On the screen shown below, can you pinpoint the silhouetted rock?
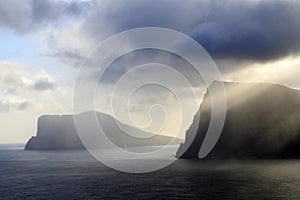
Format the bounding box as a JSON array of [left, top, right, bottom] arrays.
[[177, 81, 300, 159], [25, 111, 181, 150]]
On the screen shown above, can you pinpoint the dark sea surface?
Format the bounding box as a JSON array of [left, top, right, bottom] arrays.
[[1, 144, 300, 200]]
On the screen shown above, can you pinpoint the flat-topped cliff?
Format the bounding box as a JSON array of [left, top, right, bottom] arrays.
[[25, 111, 181, 150]]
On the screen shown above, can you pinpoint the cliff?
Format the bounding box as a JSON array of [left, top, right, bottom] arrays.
[[25, 111, 181, 150], [177, 81, 300, 159]]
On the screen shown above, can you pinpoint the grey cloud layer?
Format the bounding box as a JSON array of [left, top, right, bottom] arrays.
[[97, 49, 205, 87], [1, 0, 300, 61], [84, 0, 300, 61], [191, 1, 300, 61]]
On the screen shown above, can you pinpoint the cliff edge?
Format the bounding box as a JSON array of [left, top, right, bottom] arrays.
[[177, 81, 300, 158]]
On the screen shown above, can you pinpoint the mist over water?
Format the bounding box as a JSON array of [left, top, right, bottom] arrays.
[[1, 145, 300, 199]]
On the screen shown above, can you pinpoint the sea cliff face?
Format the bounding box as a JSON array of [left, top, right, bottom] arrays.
[[177, 82, 300, 159], [25, 115, 83, 150], [25, 111, 180, 150]]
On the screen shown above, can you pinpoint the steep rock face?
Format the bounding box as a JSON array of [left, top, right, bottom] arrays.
[[25, 111, 180, 150], [25, 114, 83, 150], [177, 82, 300, 158]]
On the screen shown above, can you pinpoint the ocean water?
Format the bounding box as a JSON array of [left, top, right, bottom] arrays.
[[1, 144, 300, 199]]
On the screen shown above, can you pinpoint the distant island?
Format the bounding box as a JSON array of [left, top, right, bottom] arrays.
[[177, 81, 300, 159], [25, 111, 181, 150]]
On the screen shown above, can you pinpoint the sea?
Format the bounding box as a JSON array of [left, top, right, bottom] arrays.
[[1, 144, 300, 199]]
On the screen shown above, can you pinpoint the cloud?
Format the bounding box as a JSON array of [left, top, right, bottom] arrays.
[[190, 0, 300, 61], [76, 0, 207, 43], [0, 61, 61, 112], [0, 62, 56, 94], [2, 0, 300, 63], [31, 0, 88, 23], [0, 100, 9, 112], [33, 78, 55, 91], [0, 0, 90, 33], [0, 98, 31, 112], [2, 72, 25, 94], [17, 101, 31, 110], [0, 61, 77, 115], [85, 0, 300, 61], [85, 49, 201, 85], [42, 48, 85, 68], [35, 0, 300, 78]]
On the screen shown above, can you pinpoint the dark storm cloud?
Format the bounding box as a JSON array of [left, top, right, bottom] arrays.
[[83, 0, 300, 62], [2, 0, 299, 62], [83, 0, 205, 41], [0, 0, 90, 32], [190, 1, 300, 61]]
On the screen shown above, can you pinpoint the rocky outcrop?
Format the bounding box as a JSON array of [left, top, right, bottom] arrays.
[[177, 81, 300, 158], [25, 111, 181, 150]]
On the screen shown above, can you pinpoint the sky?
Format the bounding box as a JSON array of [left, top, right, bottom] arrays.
[[1, 0, 300, 143]]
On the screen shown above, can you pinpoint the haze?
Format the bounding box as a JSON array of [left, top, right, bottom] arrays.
[[1, 0, 300, 143]]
